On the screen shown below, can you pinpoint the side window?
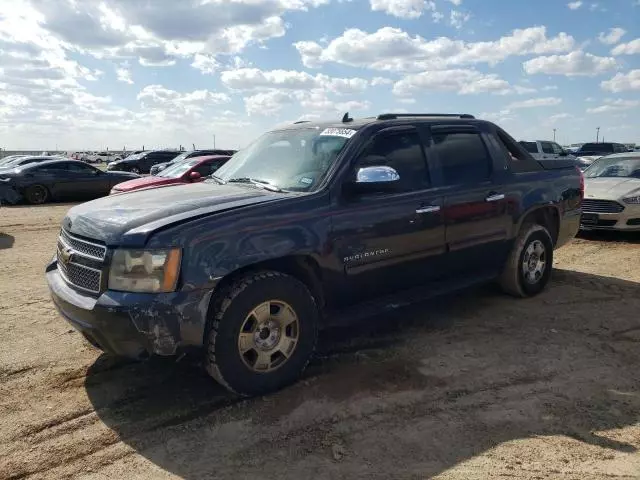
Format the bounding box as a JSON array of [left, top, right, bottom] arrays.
[[519, 142, 538, 153], [431, 131, 491, 185], [551, 143, 564, 154], [357, 130, 429, 192], [196, 159, 227, 176], [540, 142, 555, 154], [67, 163, 96, 173]]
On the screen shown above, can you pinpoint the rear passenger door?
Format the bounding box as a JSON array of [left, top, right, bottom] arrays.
[[429, 126, 511, 275]]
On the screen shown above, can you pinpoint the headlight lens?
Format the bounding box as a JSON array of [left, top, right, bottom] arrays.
[[622, 196, 640, 204], [108, 248, 181, 293]]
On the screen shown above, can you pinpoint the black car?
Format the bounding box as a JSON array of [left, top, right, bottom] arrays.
[[576, 142, 628, 157], [0, 155, 66, 170], [106, 150, 181, 174], [0, 159, 139, 204], [149, 149, 237, 175], [46, 112, 583, 396]]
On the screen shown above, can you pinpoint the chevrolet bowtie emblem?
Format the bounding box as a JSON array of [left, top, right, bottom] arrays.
[[60, 247, 73, 265]]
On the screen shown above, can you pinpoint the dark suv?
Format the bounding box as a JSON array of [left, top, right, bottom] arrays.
[[47, 112, 583, 396], [150, 149, 237, 175], [576, 142, 628, 157], [106, 150, 181, 174]]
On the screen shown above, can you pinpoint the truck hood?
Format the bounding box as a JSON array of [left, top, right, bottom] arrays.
[[63, 182, 282, 246], [584, 177, 640, 200]]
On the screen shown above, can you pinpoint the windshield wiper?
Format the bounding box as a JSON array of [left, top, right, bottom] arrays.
[[210, 175, 226, 185], [227, 177, 283, 192]]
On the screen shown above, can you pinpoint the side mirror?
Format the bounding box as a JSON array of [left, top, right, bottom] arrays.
[[350, 164, 400, 193], [189, 171, 202, 181]]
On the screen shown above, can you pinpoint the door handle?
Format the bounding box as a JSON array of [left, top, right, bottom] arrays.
[[416, 206, 441, 214], [485, 193, 505, 202]]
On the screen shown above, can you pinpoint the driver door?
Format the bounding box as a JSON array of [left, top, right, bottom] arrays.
[[65, 162, 110, 198], [329, 125, 446, 305]]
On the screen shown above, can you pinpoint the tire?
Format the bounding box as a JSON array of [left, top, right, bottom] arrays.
[[205, 271, 318, 396], [499, 223, 554, 297], [24, 184, 49, 205]]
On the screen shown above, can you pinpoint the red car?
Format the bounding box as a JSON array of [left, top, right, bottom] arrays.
[[109, 155, 231, 194]]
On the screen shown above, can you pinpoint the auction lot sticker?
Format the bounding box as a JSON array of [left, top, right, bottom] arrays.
[[319, 128, 357, 138]]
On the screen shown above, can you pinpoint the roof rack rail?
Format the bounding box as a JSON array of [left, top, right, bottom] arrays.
[[293, 120, 310, 124], [376, 113, 475, 120]]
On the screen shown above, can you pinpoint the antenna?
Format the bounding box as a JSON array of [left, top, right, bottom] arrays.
[[342, 112, 353, 123]]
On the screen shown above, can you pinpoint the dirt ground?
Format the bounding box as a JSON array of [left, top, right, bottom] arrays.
[[1, 204, 639, 480]]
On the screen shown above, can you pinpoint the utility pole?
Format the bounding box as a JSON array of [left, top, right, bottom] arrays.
[[213, 134, 216, 149], [596, 127, 600, 143], [553, 128, 556, 142]]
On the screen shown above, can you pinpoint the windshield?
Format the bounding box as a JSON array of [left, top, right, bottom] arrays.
[[580, 143, 612, 154], [123, 153, 143, 161], [157, 159, 200, 178], [213, 128, 354, 192], [584, 157, 640, 179]]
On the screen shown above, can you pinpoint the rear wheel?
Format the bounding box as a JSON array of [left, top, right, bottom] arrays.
[[205, 271, 318, 396], [24, 184, 49, 205], [499, 223, 554, 297]]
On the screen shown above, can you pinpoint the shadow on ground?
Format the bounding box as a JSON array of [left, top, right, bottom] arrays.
[[0, 233, 14, 249], [85, 270, 640, 479], [577, 229, 640, 244]]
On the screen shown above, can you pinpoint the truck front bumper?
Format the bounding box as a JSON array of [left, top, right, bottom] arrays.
[[46, 259, 214, 359]]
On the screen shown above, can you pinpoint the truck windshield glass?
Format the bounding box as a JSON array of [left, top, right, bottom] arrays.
[[585, 157, 640, 178], [213, 128, 354, 192]]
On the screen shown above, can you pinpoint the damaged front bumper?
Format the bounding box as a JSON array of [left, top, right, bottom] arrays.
[[46, 258, 214, 359]]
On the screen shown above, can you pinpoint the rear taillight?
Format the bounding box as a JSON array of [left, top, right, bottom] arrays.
[[576, 165, 584, 198]]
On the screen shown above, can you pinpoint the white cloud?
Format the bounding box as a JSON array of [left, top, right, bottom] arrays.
[[295, 26, 574, 71], [393, 69, 514, 96], [115, 67, 133, 84], [448, 0, 463, 5], [371, 77, 393, 86], [370, 0, 437, 19], [586, 99, 640, 113], [243, 89, 371, 116], [220, 68, 369, 94], [450, 10, 471, 29], [191, 54, 220, 75], [611, 38, 640, 55], [507, 97, 562, 109], [601, 70, 640, 92], [137, 85, 230, 119], [523, 51, 617, 76], [598, 28, 626, 45], [567, 1, 583, 9]]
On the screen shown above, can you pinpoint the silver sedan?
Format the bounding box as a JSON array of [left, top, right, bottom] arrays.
[[581, 153, 640, 231]]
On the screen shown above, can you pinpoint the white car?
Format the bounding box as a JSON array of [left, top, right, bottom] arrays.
[[83, 151, 121, 163], [581, 153, 640, 231]]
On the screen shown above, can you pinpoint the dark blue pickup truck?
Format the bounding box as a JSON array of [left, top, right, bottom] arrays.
[[46, 113, 583, 395]]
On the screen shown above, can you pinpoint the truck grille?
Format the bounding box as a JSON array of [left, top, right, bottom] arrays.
[[57, 230, 106, 294], [582, 199, 625, 214]]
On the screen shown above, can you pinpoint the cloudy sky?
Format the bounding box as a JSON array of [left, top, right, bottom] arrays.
[[0, 0, 639, 150]]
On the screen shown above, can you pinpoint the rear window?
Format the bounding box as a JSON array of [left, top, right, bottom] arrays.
[[519, 141, 537, 153], [580, 143, 613, 153]]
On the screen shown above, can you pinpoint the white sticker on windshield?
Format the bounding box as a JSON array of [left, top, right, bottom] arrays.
[[300, 177, 313, 185], [319, 127, 357, 139]]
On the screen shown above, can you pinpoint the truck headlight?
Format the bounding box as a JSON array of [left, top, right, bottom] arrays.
[[108, 248, 181, 293], [622, 196, 640, 204]]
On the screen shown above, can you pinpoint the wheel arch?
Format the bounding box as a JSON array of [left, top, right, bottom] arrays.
[[204, 254, 325, 343], [517, 204, 560, 246]]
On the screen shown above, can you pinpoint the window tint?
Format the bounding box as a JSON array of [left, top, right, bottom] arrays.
[[431, 131, 491, 185], [581, 143, 613, 153], [519, 141, 537, 153], [194, 159, 227, 176], [551, 143, 564, 154], [66, 162, 96, 173], [540, 142, 554, 154], [358, 130, 428, 192]]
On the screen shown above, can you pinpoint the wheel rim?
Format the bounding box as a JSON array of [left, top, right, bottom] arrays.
[[238, 300, 300, 373], [30, 186, 46, 204], [522, 239, 546, 284]]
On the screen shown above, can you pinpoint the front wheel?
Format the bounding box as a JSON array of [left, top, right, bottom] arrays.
[[24, 184, 49, 205], [205, 271, 318, 396], [499, 223, 554, 297]]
